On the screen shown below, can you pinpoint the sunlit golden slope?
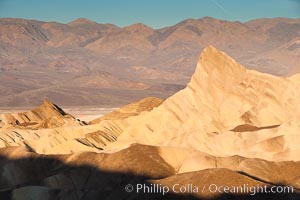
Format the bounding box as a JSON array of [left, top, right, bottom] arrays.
[[104, 46, 300, 162]]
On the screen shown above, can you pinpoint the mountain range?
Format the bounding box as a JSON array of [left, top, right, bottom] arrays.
[[0, 17, 299, 106]]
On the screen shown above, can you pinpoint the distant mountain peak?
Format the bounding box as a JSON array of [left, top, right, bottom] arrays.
[[68, 18, 96, 26], [179, 17, 219, 24], [201, 16, 218, 21], [123, 23, 154, 32]]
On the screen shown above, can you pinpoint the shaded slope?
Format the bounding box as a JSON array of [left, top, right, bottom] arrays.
[[0, 145, 299, 200]]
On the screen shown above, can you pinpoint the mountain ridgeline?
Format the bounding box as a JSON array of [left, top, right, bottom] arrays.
[[0, 17, 299, 106]]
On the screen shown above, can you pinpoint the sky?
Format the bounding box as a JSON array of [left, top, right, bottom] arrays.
[[0, 0, 299, 28]]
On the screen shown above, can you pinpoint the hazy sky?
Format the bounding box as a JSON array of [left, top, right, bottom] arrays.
[[0, 0, 299, 28]]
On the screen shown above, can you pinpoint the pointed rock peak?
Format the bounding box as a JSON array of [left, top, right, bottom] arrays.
[[189, 46, 247, 88], [198, 45, 245, 71], [42, 99, 54, 107], [68, 18, 95, 26], [202, 45, 219, 53], [199, 46, 229, 62], [40, 99, 67, 116]]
